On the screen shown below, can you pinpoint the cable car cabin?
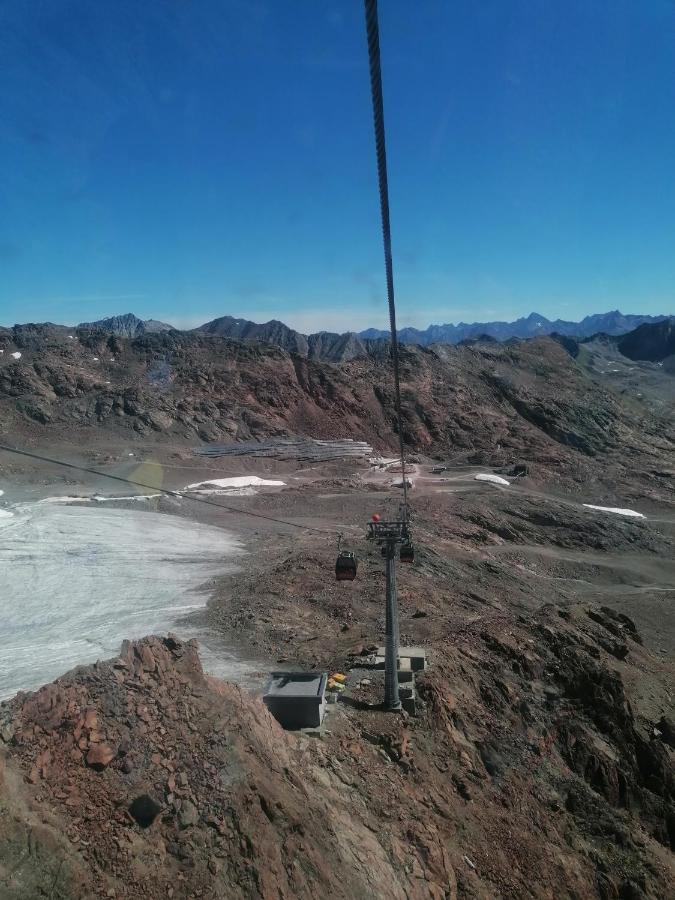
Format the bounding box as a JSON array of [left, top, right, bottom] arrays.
[[335, 550, 358, 581], [399, 543, 415, 564]]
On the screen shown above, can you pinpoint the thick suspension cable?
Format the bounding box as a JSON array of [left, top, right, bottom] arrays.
[[364, 0, 409, 519], [0, 443, 348, 537]]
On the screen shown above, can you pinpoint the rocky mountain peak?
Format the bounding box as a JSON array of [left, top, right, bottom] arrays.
[[77, 313, 174, 338]]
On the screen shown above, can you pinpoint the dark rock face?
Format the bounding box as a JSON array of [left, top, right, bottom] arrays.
[[617, 318, 675, 362], [555, 653, 675, 850]]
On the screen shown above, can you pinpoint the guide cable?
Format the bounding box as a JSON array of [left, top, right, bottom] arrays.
[[364, 0, 409, 520], [0, 443, 352, 537]]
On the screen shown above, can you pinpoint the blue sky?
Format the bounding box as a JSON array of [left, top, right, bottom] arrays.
[[1, 0, 675, 333]]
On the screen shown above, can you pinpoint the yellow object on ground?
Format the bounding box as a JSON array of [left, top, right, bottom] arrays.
[[331, 673, 347, 683]]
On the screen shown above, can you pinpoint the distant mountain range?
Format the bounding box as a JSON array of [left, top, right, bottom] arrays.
[[360, 310, 669, 345], [75, 309, 672, 363]]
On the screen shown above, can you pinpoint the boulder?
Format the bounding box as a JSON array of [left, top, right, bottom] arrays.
[[86, 744, 116, 770]]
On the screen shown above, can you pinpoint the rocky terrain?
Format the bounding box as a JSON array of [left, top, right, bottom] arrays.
[[1, 324, 673, 496], [1, 502, 674, 898], [3, 635, 453, 899], [0, 319, 674, 899], [196, 315, 375, 363], [557, 327, 675, 420]]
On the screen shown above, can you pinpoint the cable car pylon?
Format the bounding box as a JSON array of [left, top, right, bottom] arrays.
[[367, 516, 411, 709]]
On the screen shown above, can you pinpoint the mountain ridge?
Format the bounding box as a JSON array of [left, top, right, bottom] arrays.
[[72, 309, 671, 358], [1, 325, 673, 483], [193, 310, 673, 360], [195, 314, 376, 362], [360, 310, 669, 344]]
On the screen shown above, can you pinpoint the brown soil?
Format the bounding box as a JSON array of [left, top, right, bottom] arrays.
[[1, 460, 673, 899], [0, 326, 674, 898]]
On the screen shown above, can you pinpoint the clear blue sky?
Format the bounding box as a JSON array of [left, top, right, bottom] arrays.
[[1, 0, 674, 332]]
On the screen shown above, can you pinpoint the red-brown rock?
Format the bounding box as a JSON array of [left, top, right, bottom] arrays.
[[86, 744, 116, 770]]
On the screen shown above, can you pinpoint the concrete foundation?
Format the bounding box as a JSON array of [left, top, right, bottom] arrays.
[[376, 646, 427, 672]]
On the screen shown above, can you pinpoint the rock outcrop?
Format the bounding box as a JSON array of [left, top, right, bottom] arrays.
[[0, 636, 458, 899], [1, 608, 673, 899]]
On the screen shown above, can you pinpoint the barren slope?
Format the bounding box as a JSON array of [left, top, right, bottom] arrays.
[[1, 327, 673, 494]]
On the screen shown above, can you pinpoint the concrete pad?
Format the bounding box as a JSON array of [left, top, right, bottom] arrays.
[[376, 646, 427, 671]]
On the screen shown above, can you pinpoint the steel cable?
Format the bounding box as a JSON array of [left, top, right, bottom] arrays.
[[363, 0, 409, 519], [0, 443, 352, 537]]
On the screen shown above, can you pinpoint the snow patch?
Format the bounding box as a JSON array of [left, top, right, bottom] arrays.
[[0, 504, 248, 700], [184, 476, 285, 491], [475, 473, 510, 486], [93, 494, 161, 503], [186, 487, 257, 497], [41, 496, 93, 504], [10, 351, 22, 360], [583, 504, 645, 519], [0, 489, 4, 496], [0, 508, 13, 518], [42, 494, 161, 504]]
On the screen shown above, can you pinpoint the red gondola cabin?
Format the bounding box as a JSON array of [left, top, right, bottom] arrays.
[[399, 543, 415, 564], [335, 550, 357, 581]]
